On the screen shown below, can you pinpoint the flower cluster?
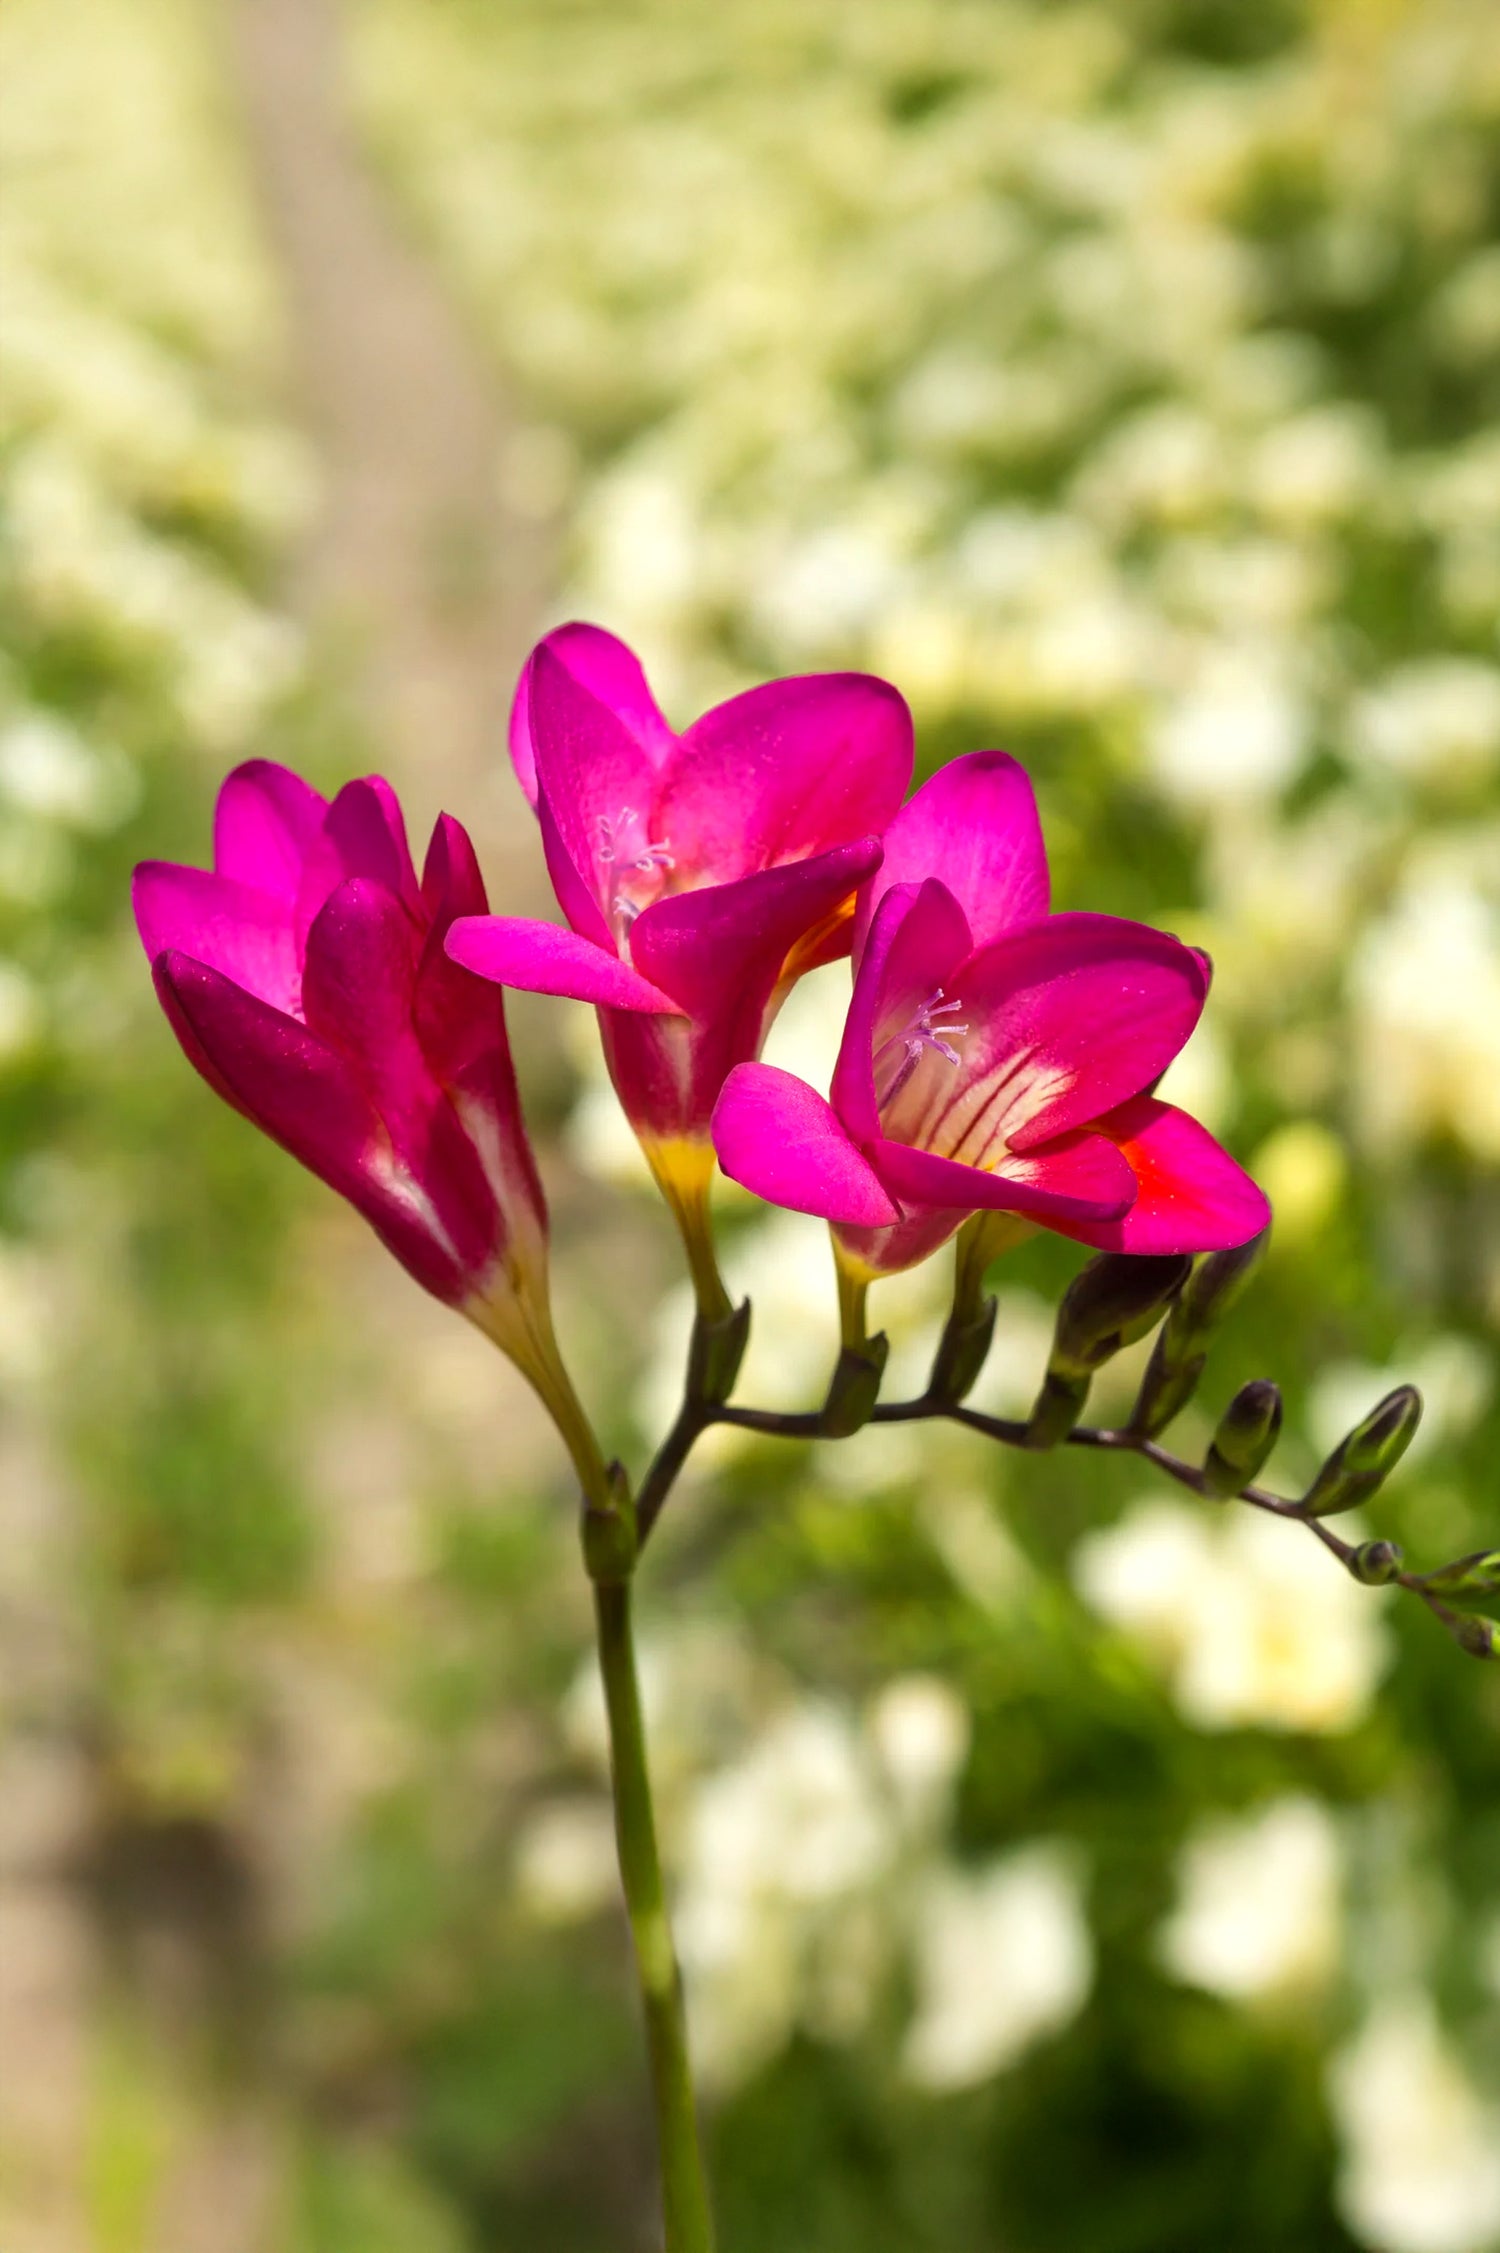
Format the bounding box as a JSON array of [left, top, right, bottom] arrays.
[[137, 623, 1268, 1378]]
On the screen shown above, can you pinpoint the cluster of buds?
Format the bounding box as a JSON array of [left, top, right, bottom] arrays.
[[997, 1227, 1491, 1662]]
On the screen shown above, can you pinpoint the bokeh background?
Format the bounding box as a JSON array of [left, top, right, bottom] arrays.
[[2, 1, 1499, 2248]]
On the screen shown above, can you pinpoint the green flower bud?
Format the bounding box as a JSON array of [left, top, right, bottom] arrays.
[[1051, 1253, 1192, 1382], [1349, 1539, 1404, 1586], [1297, 1386, 1423, 1517], [1131, 1228, 1270, 1436], [1414, 1549, 1500, 1599], [687, 1297, 751, 1406], [1451, 1614, 1498, 1660], [1024, 1369, 1091, 1450], [928, 1294, 998, 1405], [1201, 1380, 1283, 1497], [820, 1333, 889, 1438]]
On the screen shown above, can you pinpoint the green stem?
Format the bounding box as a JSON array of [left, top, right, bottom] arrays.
[[593, 1578, 716, 2252], [834, 1252, 870, 1351]]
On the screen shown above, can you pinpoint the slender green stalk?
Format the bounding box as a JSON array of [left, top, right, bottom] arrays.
[[834, 1250, 870, 1350], [594, 1577, 716, 2252]]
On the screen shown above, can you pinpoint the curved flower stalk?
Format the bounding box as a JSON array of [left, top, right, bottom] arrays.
[[446, 623, 913, 1311], [132, 760, 597, 1479], [712, 751, 1269, 1295]]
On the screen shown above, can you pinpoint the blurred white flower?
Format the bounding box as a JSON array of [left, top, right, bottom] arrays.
[[1161, 1797, 1344, 2004], [676, 1701, 896, 2087], [1351, 868, 1500, 1162], [868, 1674, 970, 1832], [1148, 645, 1309, 808], [1074, 1499, 1391, 1733], [1330, 1996, 1500, 2253], [1248, 406, 1384, 527], [1350, 660, 1500, 793], [0, 711, 136, 830], [512, 1797, 619, 1924], [903, 1845, 1093, 2091]]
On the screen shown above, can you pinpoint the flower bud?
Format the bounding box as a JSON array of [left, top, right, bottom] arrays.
[[820, 1334, 890, 1437], [687, 1298, 752, 1407], [1024, 1369, 1091, 1450], [928, 1295, 998, 1405], [1131, 1229, 1270, 1436], [1027, 1254, 1189, 1449], [1451, 1615, 1498, 1661], [1414, 1549, 1500, 1599], [1050, 1254, 1192, 1382], [1349, 1539, 1404, 1586], [1201, 1380, 1283, 1497], [1297, 1386, 1423, 1517]]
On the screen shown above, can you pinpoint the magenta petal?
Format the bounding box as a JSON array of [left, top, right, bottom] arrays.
[[301, 879, 428, 1141], [421, 812, 488, 925], [630, 835, 882, 1020], [1059, 1095, 1272, 1255], [414, 815, 506, 1082], [213, 760, 328, 898], [525, 643, 662, 914], [832, 879, 971, 1145], [894, 913, 1208, 1164], [153, 952, 469, 1301], [536, 782, 616, 950], [713, 1064, 901, 1226], [872, 1129, 1136, 1221], [446, 915, 680, 1012], [295, 776, 422, 948], [133, 861, 301, 1016], [656, 672, 913, 886], [854, 749, 1049, 962], [511, 623, 675, 808], [154, 951, 381, 1178]]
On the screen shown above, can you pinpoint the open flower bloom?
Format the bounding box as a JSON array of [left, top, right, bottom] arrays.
[[712, 751, 1270, 1279], [445, 625, 912, 1247], [133, 762, 572, 1410]]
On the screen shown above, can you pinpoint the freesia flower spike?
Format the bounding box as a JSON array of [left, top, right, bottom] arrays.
[[712, 750, 1269, 1279], [446, 624, 913, 1264], [134, 761, 572, 1408]]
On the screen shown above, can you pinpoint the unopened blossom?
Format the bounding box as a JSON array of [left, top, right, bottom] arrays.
[[712, 750, 1269, 1276], [446, 624, 912, 1258], [134, 761, 569, 1409]]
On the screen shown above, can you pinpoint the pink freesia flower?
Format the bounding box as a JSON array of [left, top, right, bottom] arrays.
[[711, 751, 1270, 1278], [133, 761, 568, 1395], [445, 625, 913, 1237]]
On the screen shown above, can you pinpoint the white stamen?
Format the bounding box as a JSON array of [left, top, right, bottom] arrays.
[[595, 806, 673, 938], [878, 986, 969, 1105]]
